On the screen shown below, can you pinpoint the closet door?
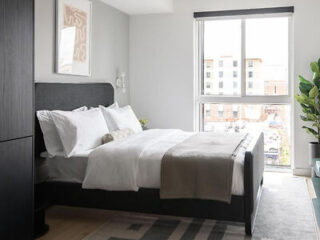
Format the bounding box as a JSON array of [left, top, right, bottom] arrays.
[[0, 0, 34, 239], [0, 0, 33, 142], [0, 137, 33, 239]]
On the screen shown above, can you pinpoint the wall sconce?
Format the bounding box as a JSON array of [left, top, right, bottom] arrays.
[[116, 72, 126, 93]]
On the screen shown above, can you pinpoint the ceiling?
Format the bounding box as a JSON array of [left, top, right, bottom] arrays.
[[100, 0, 173, 15]]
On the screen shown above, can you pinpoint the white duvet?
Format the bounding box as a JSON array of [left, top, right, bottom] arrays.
[[82, 129, 248, 196]]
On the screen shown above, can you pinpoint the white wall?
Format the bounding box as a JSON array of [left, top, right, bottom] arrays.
[[35, 0, 130, 105], [129, 0, 320, 174]]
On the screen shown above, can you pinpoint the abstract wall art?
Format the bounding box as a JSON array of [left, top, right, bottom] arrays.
[[56, 0, 92, 76]]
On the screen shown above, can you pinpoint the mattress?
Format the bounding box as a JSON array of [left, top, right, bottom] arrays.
[[39, 151, 91, 183]]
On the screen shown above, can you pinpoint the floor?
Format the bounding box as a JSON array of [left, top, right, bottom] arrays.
[[39, 172, 318, 240]]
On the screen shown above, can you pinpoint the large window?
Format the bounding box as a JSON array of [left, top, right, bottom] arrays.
[[195, 10, 292, 166]]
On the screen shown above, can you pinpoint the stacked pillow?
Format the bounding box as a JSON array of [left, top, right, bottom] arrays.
[[98, 102, 119, 131], [51, 108, 109, 157], [37, 106, 88, 157], [37, 102, 143, 158], [99, 105, 143, 133]]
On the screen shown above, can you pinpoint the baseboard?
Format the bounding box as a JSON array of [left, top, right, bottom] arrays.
[[293, 168, 312, 177]]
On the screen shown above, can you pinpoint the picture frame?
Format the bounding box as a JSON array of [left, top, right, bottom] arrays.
[[56, 0, 92, 76]]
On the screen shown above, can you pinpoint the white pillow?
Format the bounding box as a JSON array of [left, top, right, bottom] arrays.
[[107, 105, 143, 133], [90, 102, 118, 111], [51, 108, 109, 157], [99, 102, 119, 132], [37, 106, 88, 157]]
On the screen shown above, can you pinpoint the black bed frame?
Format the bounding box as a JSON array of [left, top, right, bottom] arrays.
[[35, 83, 264, 235]]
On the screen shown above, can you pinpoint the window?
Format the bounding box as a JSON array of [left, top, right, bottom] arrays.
[[245, 18, 289, 96], [232, 105, 239, 118], [202, 104, 291, 166], [205, 109, 211, 117], [218, 105, 224, 118], [206, 82, 211, 88], [233, 81, 238, 89], [233, 111, 238, 118], [233, 60, 238, 67], [206, 61, 212, 68], [206, 72, 211, 78], [233, 71, 238, 78], [195, 9, 292, 166]]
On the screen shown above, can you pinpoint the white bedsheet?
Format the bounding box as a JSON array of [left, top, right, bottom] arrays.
[[83, 129, 250, 196]]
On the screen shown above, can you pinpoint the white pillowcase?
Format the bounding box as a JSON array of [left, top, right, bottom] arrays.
[[107, 105, 143, 133], [99, 102, 119, 132], [37, 106, 88, 157], [51, 108, 109, 157]]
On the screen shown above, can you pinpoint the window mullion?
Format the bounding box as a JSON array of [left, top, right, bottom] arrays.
[[241, 18, 246, 97]]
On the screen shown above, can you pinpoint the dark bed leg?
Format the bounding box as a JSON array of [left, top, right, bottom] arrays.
[[245, 220, 252, 235]]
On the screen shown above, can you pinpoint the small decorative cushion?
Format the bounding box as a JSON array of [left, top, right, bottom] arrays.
[[102, 128, 135, 144]]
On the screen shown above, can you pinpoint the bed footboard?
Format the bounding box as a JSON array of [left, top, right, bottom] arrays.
[[244, 132, 264, 235]]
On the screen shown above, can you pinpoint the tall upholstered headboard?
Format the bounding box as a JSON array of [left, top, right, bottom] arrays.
[[35, 83, 114, 157]]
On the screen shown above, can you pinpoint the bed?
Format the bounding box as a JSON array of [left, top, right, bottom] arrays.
[[35, 83, 264, 235]]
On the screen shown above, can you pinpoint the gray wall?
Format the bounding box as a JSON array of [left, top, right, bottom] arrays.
[[35, 0, 130, 105]]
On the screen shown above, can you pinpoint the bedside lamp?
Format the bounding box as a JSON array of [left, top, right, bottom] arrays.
[[116, 72, 126, 93]]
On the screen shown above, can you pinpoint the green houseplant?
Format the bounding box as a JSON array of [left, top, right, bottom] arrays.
[[295, 59, 320, 159], [139, 119, 148, 130]]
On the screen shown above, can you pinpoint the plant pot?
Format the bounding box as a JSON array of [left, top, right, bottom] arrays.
[[309, 142, 320, 164]]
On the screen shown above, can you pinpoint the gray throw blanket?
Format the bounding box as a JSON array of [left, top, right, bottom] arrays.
[[160, 132, 247, 203]]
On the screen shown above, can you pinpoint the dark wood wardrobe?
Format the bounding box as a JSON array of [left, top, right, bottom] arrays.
[[0, 0, 34, 239]]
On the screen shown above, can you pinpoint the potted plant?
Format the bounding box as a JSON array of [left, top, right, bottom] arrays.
[[295, 59, 320, 160], [139, 119, 148, 130]]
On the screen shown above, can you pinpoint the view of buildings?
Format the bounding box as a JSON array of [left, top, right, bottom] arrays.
[[203, 57, 290, 166], [203, 57, 288, 96]]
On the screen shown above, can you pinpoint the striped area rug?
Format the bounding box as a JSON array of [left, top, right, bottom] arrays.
[[83, 213, 247, 240], [83, 173, 317, 240]]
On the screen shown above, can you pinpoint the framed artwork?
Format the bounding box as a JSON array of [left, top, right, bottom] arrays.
[[56, 0, 92, 76]]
